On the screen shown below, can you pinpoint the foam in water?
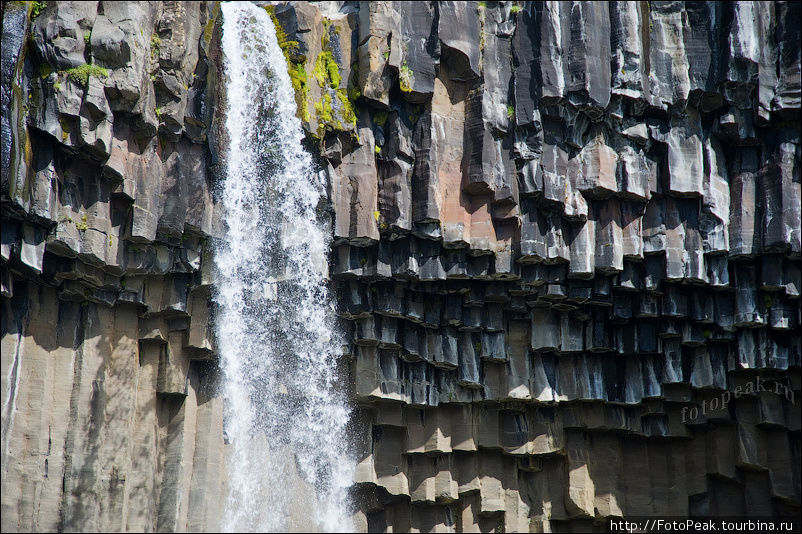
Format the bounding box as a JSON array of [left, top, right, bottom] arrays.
[[216, 3, 352, 531]]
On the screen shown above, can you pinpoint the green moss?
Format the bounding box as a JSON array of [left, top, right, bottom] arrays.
[[39, 61, 53, 79], [506, 104, 514, 119], [310, 24, 358, 136], [289, 63, 310, 121], [314, 50, 341, 88], [59, 116, 70, 142], [314, 92, 333, 126], [63, 63, 108, 86], [373, 110, 388, 127], [265, 5, 295, 57], [510, 5, 522, 14], [150, 33, 161, 60], [374, 145, 381, 155], [314, 89, 357, 137], [399, 63, 413, 93], [289, 63, 307, 91], [155, 106, 162, 118], [336, 89, 356, 127], [265, 5, 310, 122], [84, 31, 91, 45], [320, 17, 339, 49], [53, 81, 62, 91], [30, 1, 46, 20], [203, 2, 221, 46]]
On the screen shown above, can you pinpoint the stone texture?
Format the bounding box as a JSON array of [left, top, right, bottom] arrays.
[[284, 1, 800, 530], [2, 2, 224, 532], [3, 1, 801, 533]]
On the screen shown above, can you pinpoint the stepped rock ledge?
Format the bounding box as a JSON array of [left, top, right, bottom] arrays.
[[2, 1, 800, 532]]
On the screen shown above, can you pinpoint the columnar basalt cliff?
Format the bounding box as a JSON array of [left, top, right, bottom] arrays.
[[2, 2, 225, 531], [268, 1, 801, 531], [2, 1, 801, 533]]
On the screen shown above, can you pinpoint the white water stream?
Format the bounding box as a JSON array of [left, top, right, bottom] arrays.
[[215, 3, 352, 531]]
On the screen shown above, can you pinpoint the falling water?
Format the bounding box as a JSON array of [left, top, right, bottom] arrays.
[[215, 3, 352, 531]]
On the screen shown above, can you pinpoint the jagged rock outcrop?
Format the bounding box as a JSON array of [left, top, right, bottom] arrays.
[[2, 2, 224, 532], [271, 1, 801, 531], [3, 1, 801, 533]]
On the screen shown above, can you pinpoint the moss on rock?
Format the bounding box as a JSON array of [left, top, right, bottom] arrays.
[[265, 5, 310, 122], [63, 64, 108, 86]]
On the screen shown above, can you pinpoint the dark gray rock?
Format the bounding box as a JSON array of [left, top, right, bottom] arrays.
[[437, 1, 481, 82]]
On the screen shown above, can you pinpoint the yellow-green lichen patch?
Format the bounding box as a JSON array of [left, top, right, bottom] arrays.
[[335, 89, 356, 128], [313, 89, 358, 137], [320, 17, 340, 49], [309, 20, 358, 137], [407, 103, 423, 124], [289, 63, 310, 122], [314, 92, 333, 127], [399, 63, 413, 93], [314, 50, 341, 89], [347, 60, 361, 102], [75, 213, 88, 231]]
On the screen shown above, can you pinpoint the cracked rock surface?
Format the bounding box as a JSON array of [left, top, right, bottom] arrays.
[[285, 1, 800, 530], [2, 1, 800, 532]]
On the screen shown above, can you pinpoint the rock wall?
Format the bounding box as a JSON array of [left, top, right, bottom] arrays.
[[1, 2, 225, 531], [269, 1, 802, 531], [2, 1, 801, 533]]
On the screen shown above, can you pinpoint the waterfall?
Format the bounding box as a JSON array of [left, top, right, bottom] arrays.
[[215, 3, 352, 531]]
